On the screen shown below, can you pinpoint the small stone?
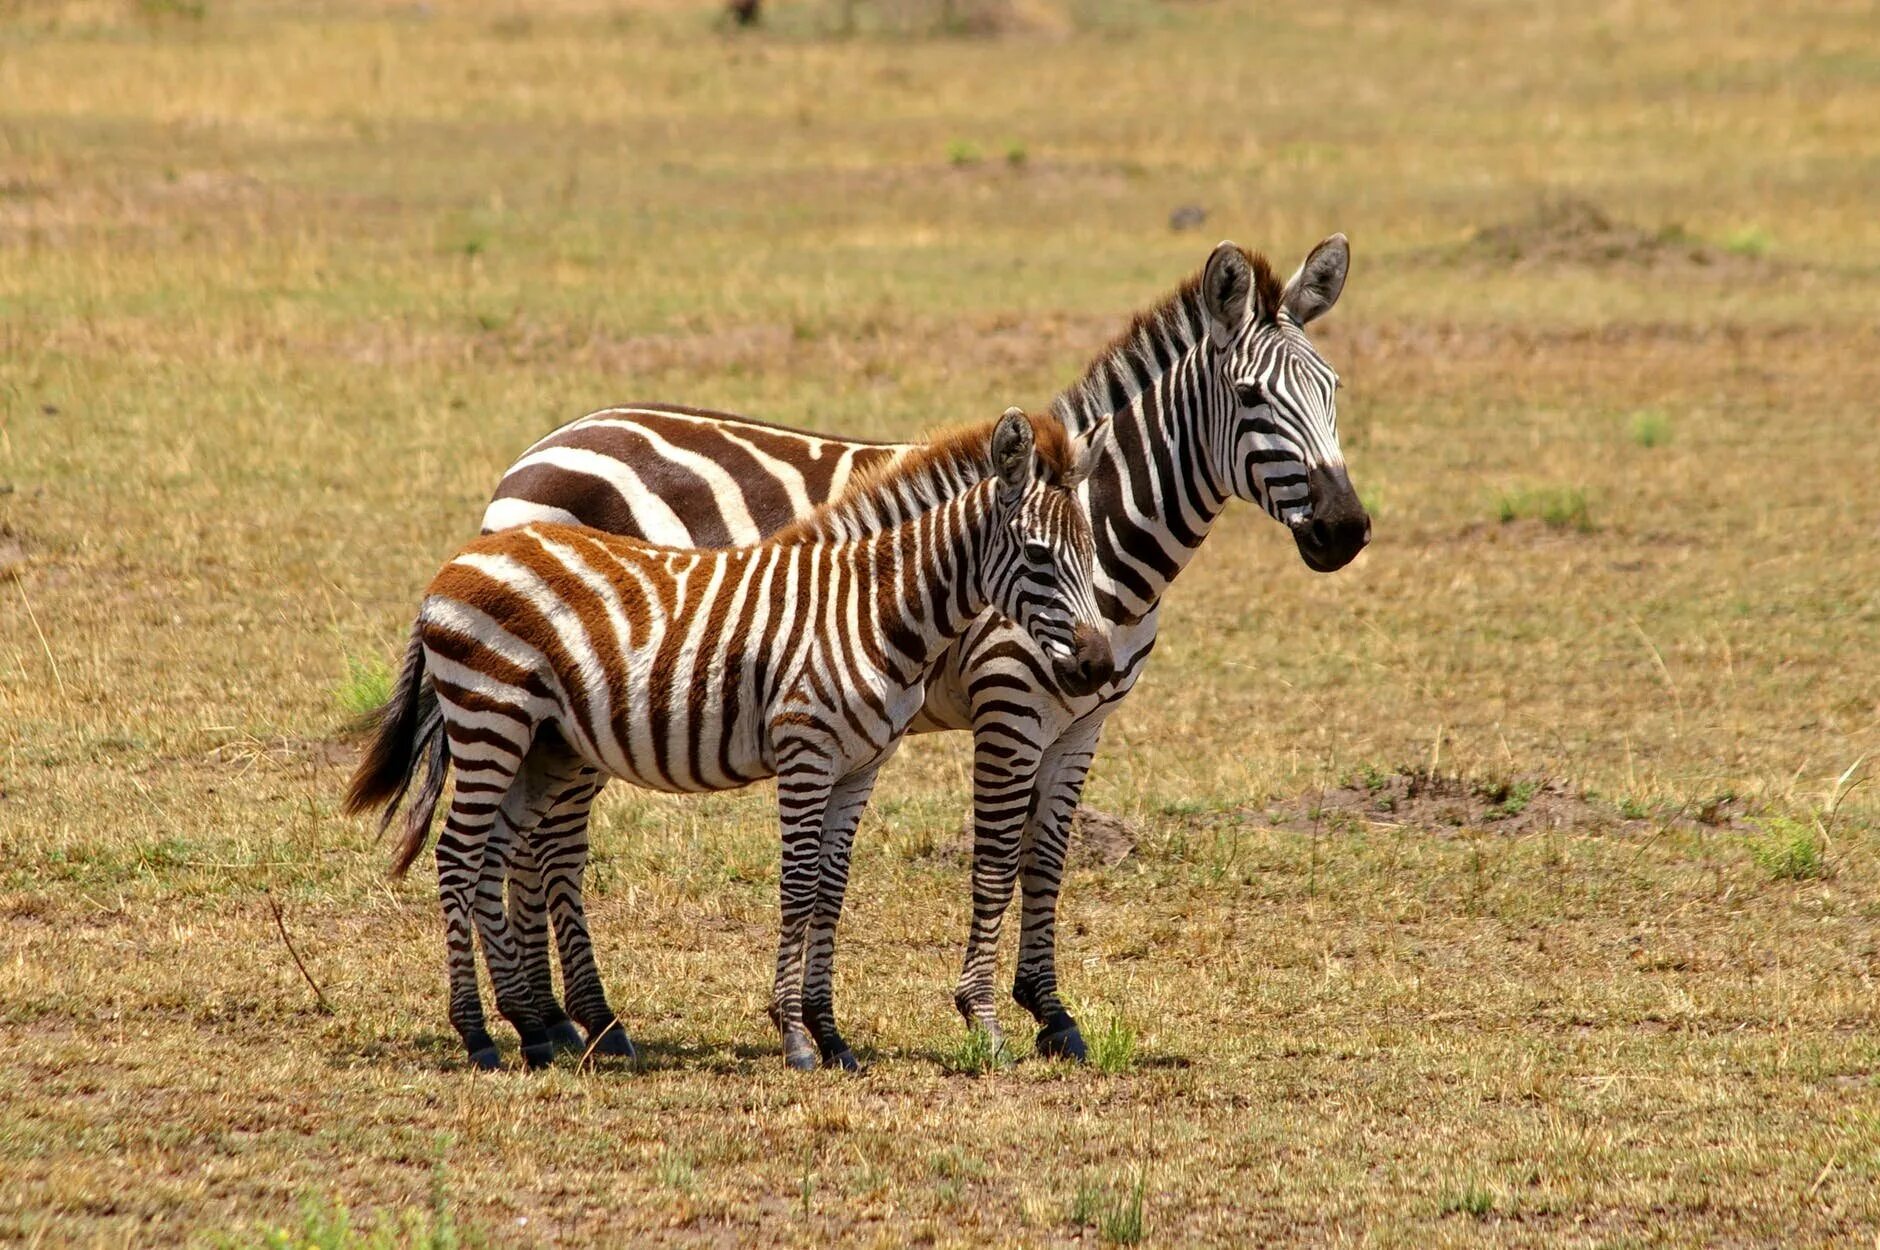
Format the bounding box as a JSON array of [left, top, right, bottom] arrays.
[[1168, 204, 1208, 232]]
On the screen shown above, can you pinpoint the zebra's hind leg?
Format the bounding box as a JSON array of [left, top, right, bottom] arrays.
[[801, 765, 882, 1074], [505, 831, 582, 1053], [533, 771, 636, 1059], [475, 731, 589, 1070], [471, 814, 557, 1069], [434, 738, 529, 1071]]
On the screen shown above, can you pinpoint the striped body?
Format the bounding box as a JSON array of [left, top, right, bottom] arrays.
[[486, 238, 1370, 1059], [349, 410, 1113, 1069], [424, 527, 933, 795]]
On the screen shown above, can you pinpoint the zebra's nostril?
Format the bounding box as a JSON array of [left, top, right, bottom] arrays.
[[1310, 518, 1332, 548]]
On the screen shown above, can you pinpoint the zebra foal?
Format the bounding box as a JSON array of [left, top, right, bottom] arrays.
[[345, 408, 1115, 1071]]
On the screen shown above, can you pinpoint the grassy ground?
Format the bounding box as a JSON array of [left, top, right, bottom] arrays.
[[3, 0, 1878, 1244]]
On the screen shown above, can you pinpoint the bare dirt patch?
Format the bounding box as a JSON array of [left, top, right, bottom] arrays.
[[944, 804, 1139, 868], [1257, 768, 1747, 839], [0, 527, 29, 582]]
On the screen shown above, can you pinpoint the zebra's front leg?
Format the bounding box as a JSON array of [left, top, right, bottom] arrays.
[[1012, 716, 1106, 1062], [801, 765, 883, 1073], [770, 746, 836, 1071], [953, 720, 1046, 1053]]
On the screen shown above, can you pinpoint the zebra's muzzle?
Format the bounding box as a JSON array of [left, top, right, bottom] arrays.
[[1290, 463, 1370, 573]]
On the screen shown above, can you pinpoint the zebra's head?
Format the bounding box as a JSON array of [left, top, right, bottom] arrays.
[[986, 407, 1116, 698], [1200, 235, 1371, 573]]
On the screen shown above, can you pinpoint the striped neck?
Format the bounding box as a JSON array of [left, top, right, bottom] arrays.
[[1049, 280, 1210, 438], [1048, 285, 1232, 620], [853, 482, 997, 679]]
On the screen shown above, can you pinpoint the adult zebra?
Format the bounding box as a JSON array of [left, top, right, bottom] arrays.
[[486, 237, 1368, 1061], [346, 409, 1115, 1070]]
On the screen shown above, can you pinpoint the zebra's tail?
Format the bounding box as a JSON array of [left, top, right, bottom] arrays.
[[341, 627, 449, 879]]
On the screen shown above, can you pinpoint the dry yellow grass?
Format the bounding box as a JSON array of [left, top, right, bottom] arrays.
[[2, 0, 1877, 1245]]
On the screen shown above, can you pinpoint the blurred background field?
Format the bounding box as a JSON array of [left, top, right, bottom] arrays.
[[1, 0, 1877, 1244]]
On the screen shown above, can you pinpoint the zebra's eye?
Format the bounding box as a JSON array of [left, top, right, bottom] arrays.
[[1022, 541, 1052, 563], [1235, 382, 1268, 407]]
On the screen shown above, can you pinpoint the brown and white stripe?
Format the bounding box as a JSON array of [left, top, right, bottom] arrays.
[[345, 408, 1114, 1071]]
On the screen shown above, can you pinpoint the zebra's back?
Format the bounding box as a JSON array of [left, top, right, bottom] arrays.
[[481, 403, 910, 546], [421, 523, 788, 794]]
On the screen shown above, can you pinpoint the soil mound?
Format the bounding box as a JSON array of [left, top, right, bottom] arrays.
[[950, 804, 1138, 869], [1463, 197, 1743, 270], [1262, 768, 1746, 839]]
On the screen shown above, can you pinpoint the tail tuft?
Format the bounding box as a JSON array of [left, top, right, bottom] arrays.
[[342, 629, 449, 877]]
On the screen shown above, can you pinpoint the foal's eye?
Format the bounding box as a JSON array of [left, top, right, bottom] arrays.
[[1235, 382, 1268, 407], [1022, 541, 1052, 563]]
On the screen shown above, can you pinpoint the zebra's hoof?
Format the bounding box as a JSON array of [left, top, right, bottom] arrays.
[[585, 1024, 637, 1059], [782, 1030, 819, 1072], [823, 1048, 866, 1074], [521, 1040, 558, 1070], [1036, 1022, 1088, 1063], [545, 1020, 586, 1053], [467, 1046, 503, 1072]]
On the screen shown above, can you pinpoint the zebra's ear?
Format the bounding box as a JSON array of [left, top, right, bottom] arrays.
[[1061, 414, 1114, 490], [991, 406, 1036, 497], [1202, 241, 1254, 345], [1282, 233, 1349, 326]]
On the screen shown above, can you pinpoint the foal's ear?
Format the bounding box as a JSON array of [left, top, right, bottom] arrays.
[[1061, 414, 1114, 490], [1282, 233, 1349, 326], [991, 407, 1036, 496], [1202, 241, 1255, 345]]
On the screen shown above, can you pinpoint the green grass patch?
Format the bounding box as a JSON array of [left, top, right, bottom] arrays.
[[1723, 225, 1772, 257], [1748, 816, 1829, 880], [1439, 1180, 1496, 1219], [239, 1191, 472, 1250], [1495, 486, 1594, 532], [938, 1025, 1005, 1075], [1087, 1012, 1137, 1075], [655, 1151, 696, 1192], [946, 139, 982, 166], [1069, 1169, 1148, 1244], [1628, 409, 1672, 448], [1483, 778, 1540, 819], [335, 654, 393, 719]]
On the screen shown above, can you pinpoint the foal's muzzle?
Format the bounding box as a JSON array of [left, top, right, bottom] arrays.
[[1050, 624, 1115, 698]]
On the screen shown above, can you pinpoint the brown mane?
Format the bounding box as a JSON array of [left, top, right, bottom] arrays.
[[773, 409, 1073, 544], [1093, 246, 1282, 363], [1052, 245, 1281, 430]]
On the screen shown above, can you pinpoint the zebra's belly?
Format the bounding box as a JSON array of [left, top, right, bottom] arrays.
[[587, 749, 776, 797], [577, 705, 776, 796]]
